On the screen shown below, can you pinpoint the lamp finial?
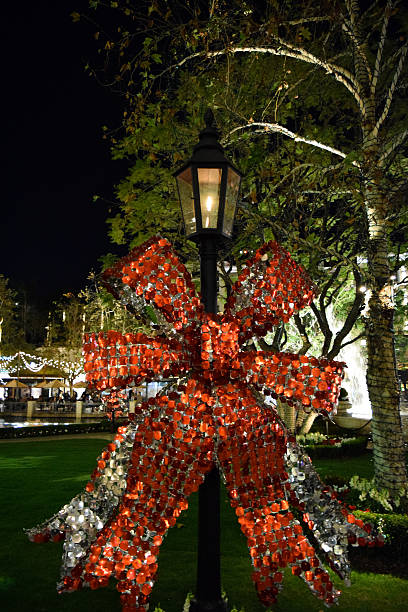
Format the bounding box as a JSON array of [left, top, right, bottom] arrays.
[[204, 108, 216, 129]]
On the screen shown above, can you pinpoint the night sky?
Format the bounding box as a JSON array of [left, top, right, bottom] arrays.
[[2, 1, 126, 308]]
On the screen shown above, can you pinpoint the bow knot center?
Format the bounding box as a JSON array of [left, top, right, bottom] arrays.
[[199, 318, 240, 381]]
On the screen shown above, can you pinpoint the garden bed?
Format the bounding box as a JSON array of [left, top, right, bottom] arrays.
[[298, 432, 368, 458], [349, 544, 408, 579]]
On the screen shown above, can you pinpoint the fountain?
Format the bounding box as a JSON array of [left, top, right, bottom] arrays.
[[326, 306, 372, 430]]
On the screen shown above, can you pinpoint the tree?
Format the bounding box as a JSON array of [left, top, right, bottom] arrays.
[[39, 279, 149, 391], [0, 275, 26, 355], [78, 0, 408, 494], [78, 272, 149, 335], [39, 293, 88, 391], [35, 345, 84, 392]]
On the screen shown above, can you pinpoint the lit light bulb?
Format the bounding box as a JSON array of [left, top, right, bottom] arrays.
[[205, 196, 213, 212], [205, 216, 210, 228]]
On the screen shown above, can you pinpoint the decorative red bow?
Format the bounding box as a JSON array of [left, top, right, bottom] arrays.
[[84, 236, 344, 415], [28, 237, 380, 612]]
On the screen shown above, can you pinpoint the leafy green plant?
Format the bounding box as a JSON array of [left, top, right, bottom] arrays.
[[297, 432, 327, 445], [180, 591, 250, 612], [324, 471, 408, 514], [349, 476, 408, 513]]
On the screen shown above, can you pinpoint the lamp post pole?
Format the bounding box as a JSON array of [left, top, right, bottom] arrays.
[[174, 109, 242, 612], [189, 235, 226, 612]]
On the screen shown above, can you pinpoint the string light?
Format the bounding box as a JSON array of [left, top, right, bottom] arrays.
[[0, 351, 83, 375]]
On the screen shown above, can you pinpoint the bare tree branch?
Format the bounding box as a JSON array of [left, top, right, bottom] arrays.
[[318, 267, 343, 356], [341, 15, 373, 82], [379, 128, 408, 164], [293, 313, 312, 355], [310, 301, 331, 355], [372, 43, 408, 137], [227, 121, 360, 165], [327, 267, 365, 359], [277, 16, 334, 26], [338, 331, 365, 351], [159, 45, 366, 114], [267, 33, 363, 96], [371, 1, 392, 94]]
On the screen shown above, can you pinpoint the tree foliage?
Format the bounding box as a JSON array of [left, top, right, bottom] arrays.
[[0, 275, 27, 355], [77, 0, 407, 252], [74, 0, 402, 358], [75, 0, 408, 492]]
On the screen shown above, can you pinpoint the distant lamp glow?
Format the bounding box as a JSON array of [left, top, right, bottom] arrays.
[[174, 110, 242, 241], [358, 285, 367, 293]]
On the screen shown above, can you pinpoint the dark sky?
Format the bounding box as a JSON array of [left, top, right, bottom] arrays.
[[2, 1, 126, 307]]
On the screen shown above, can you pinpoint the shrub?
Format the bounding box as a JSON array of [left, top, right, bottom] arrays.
[[323, 475, 349, 488], [324, 473, 408, 514], [0, 420, 116, 439], [348, 475, 408, 512], [297, 434, 367, 459], [354, 510, 408, 553]]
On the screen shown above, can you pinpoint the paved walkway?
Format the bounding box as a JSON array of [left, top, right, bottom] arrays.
[[2, 402, 408, 443]]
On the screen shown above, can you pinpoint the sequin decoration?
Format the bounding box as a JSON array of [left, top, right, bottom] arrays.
[[26, 237, 381, 612]]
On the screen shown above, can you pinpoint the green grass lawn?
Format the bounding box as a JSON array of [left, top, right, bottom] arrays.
[[0, 438, 407, 612], [310, 451, 375, 481]]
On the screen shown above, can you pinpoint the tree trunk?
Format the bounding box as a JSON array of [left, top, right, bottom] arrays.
[[364, 146, 407, 494], [295, 410, 305, 431], [299, 412, 318, 435], [283, 402, 297, 433], [366, 293, 406, 491], [346, 0, 408, 494]]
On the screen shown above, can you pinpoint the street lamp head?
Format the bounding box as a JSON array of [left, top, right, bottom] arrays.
[[174, 109, 242, 241]]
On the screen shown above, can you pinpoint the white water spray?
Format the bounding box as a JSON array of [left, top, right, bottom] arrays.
[[326, 306, 372, 419]]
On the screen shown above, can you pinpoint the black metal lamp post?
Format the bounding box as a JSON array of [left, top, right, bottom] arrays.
[[174, 110, 242, 612]]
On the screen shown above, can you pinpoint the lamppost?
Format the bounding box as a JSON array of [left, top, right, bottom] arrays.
[[174, 109, 242, 612]]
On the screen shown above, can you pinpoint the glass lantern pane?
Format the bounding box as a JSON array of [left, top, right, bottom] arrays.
[[176, 167, 196, 236], [197, 167, 222, 229], [223, 168, 241, 236]]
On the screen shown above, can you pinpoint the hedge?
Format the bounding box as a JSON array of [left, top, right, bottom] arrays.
[[0, 420, 116, 440], [354, 510, 408, 553], [303, 436, 367, 459]]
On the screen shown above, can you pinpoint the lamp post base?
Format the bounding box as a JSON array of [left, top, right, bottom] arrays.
[[189, 596, 228, 612]]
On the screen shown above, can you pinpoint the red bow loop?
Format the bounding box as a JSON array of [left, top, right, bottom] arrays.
[[83, 331, 186, 391], [224, 241, 317, 342], [102, 236, 204, 335], [240, 350, 345, 415]]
